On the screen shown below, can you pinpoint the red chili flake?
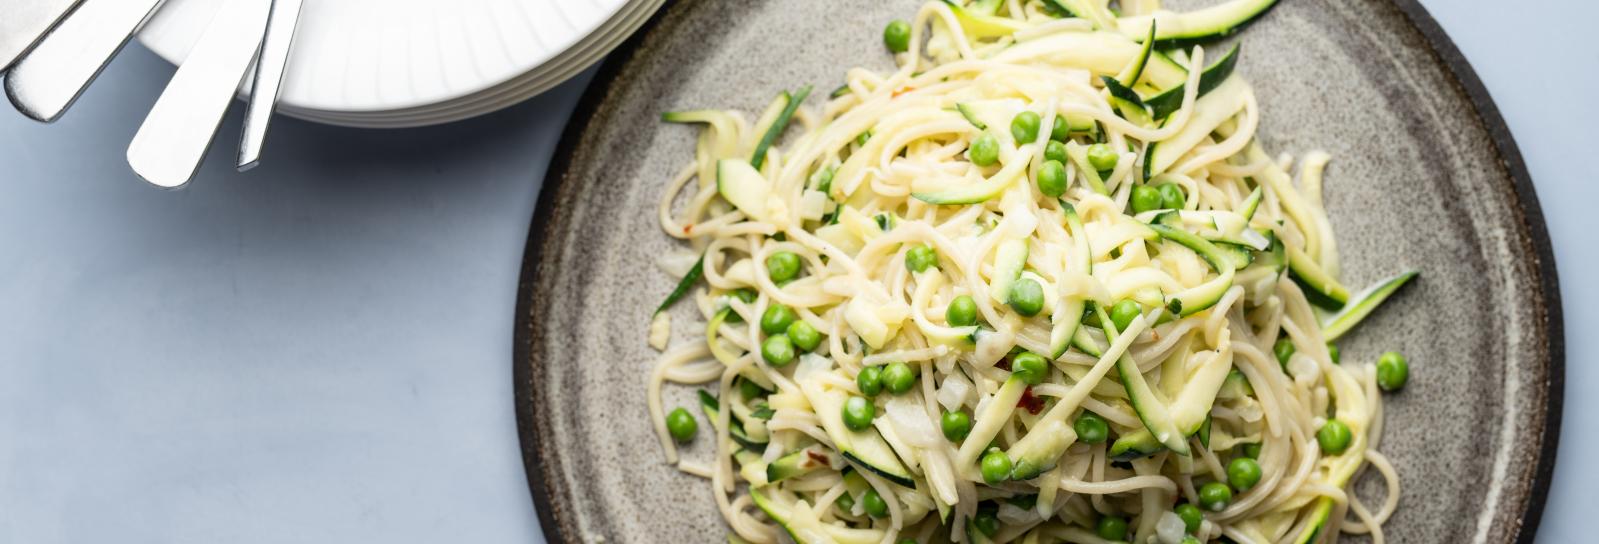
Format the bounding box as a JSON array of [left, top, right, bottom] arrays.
[[892, 86, 916, 98], [806, 450, 831, 467], [1018, 386, 1046, 415], [682, 224, 693, 235], [995, 358, 1012, 371]]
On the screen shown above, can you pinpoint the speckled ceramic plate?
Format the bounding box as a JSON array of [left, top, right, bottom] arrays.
[[513, 1, 1564, 542]]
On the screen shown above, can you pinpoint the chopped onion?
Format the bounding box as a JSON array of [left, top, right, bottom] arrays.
[[1288, 353, 1319, 386], [938, 372, 973, 412], [975, 329, 1014, 368], [648, 312, 671, 351], [1156, 511, 1188, 544], [799, 190, 828, 221], [886, 397, 941, 447], [1239, 227, 1271, 250], [656, 250, 700, 278]]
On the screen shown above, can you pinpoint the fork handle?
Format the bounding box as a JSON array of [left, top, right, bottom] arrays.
[[126, 0, 271, 188]]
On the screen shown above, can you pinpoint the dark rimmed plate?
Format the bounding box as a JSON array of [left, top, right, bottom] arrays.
[[513, 1, 1563, 541]]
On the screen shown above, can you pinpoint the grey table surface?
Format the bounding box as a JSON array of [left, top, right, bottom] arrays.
[[0, 1, 1592, 542]]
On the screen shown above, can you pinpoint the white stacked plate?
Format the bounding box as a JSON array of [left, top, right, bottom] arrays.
[[136, 0, 665, 128]]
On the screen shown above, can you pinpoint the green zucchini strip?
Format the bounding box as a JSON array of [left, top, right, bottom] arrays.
[[1320, 270, 1419, 341], [655, 255, 705, 314], [750, 86, 812, 170]]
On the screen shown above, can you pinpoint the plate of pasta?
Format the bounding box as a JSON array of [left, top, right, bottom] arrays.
[[512, 1, 1562, 543]]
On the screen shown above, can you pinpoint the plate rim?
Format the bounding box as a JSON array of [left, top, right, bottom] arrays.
[[511, 1, 1565, 542], [136, 0, 644, 114]]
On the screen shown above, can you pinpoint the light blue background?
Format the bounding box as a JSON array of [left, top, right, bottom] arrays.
[[0, 0, 1592, 542]]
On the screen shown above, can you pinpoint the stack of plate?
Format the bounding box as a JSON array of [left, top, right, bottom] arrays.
[[136, 0, 665, 128]]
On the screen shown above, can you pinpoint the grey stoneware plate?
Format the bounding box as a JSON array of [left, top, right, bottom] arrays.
[[513, 0, 1564, 542]]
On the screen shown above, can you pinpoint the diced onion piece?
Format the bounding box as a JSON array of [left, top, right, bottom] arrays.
[[886, 397, 942, 448], [648, 312, 671, 351], [656, 250, 700, 278], [1157, 511, 1187, 544], [799, 190, 828, 221], [938, 372, 974, 412]]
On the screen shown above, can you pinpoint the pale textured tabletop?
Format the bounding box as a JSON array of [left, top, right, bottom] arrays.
[[0, 1, 1592, 542]]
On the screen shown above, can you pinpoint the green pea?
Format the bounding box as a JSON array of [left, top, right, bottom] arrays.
[[1157, 183, 1186, 210], [1109, 299, 1142, 333], [1095, 516, 1129, 541], [1050, 115, 1071, 142], [906, 244, 938, 273], [1326, 343, 1341, 363], [787, 320, 822, 352], [897, 539, 919, 544], [882, 362, 916, 395], [1044, 140, 1068, 164], [1175, 503, 1204, 533], [1037, 160, 1068, 197], [766, 251, 801, 283], [1131, 185, 1164, 214], [666, 407, 697, 442], [739, 380, 766, 401], [883, 20, 912, 53], [972, 509, 999, 536], [1273, 337, 1296, 369], [1182, 537, 1202, 544], [1011, 111, 1041, 144], [1227, 457, 1263, 491], [835, 492, 855, 512], [760, 305, 797, 335], [946, 295, 979, 326], [761, 334, 795, 366], [1074, 411, 1109, 444], [980, 449, 1013, 484], [1008, 278, 1044, 317], [1087, 143, 1118, 172], [861, 488, 889, 518], [857, 366, 884, 397], [1199, 481, 1232, 511], [1317, 419, 1352, 455], [843, 396, 875, 431], [1011, 352, 1048, 385], [969, 133, 1000, 166], [1377, 351, 1409, 391], [1241, 442, 1263, 459], [941, 410, 972, 441]]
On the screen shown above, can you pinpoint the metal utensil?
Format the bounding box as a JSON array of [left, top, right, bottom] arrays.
[[0, 0, 82, 72], [4, 0, 166, 123], [237, 0, 303, 171], [125, 0, 270, 188]]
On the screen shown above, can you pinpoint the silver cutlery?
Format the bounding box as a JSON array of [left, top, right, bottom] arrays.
[[4, 0, 167, 123], [125, 0, 271, 188], [237, 0, 303, 172], [0, 0, 82, 72]]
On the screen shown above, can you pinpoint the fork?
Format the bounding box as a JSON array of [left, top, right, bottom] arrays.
[[125, 0, 271, 188]]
